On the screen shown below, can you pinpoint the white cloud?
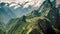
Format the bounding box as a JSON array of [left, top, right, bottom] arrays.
[[23, 1, 35, 8], [9, 3, 17, 7], [1, 0, 45, 9], [34, 0, 45, 7], [14, 5, 21, 9], [23, 0, 45, 8], [56, 0, 60, 7], [56, 0, 60, 5]]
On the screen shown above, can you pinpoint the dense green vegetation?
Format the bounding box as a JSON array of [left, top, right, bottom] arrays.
[[0, 0, 60, 34]]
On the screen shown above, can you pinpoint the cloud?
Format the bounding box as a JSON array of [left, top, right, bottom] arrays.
[[23, 1, 35, 8], [1, 0, 45, 9], [23, 0, 45, 8], [14, 5, 21, 9], [9, 3, 17, 7], [56, 0, 60, 5]]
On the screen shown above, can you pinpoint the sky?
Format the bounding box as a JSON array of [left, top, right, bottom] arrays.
[[0, 0, 45, 9], [56, 0, 60, 6], [0, 0, 60, 7], [0, 0, 60, 8]]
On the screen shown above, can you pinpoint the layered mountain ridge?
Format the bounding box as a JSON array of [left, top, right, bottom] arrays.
[[0, 0, 60, 34]]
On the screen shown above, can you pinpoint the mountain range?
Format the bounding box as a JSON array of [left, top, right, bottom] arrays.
[[0, 0, 60, 34], [0, 2, 34, 24]]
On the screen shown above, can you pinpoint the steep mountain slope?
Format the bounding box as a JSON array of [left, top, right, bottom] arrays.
[[4, 0, 59, 34], [0, 0, 59, 34]]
